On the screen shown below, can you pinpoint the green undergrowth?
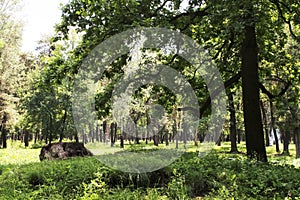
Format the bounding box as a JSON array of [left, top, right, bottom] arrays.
[[1, 149, 300, 199]]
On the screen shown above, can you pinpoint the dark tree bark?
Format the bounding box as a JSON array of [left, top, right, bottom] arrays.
[[241, 7, 267, 162], [110, 123, 115, 147], [1, 114, 8, 148], [173, 119, 177, 144], [134, 122, 140, 145], [44, 133, 48, 144], [146, 110, 150, 145], [160, 125, 165, 144], [153, 135, 159, 146], [165, 132, 169, 146], [228, 91, 238, 153], [48, 117, 53, 145], [11, 132, 14, 141], [176, 115, 180, 149], [294, 127, 300, 158], [282, 130, 290, 155], [113, 123, 117, 144], [269, 100, 280, 152], [1, 126, 7, 149], [260, 101, 270, 146], [103, 120, 107, 143], [194, 129, 199, 147], [75, 134, 79, 143], [120, 123, 124, 149], [99, 128, 103, 143], [95, 124, 100, 142], [120, 135, 124, 148], [34, 129, 39, 144], [59, 110, 67, 142], [216, 133, 222, 146], [237, 129, 241, 144], [0, 128, 2, 147], [24, 130, 29, 147]]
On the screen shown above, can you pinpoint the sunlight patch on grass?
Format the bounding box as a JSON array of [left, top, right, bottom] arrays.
[[0, 141, 40, 165]]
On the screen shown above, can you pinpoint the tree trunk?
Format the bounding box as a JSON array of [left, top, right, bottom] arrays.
[[95, 124, 100, 142], [175, 133, 179, 149], [182, 112, 187, 145], [216, 133, 221, 146], [1, 126, 7, 149], [24, 130, 29, 147], [194, 129, 199, 147], [228, 91, 238, 153], [114, 123, 117, 144], [120, 135, 124, 148], [173, 118, 177, 141], [45, 132, 48, 144], [134, 120, 140, 144], [89, 124, 95, 143], [1, 114, 8, 148], [110, 123, 115, 147], [59, 110, 67, 142], [11, 132, 14, 141], [146, 110, 150, 145], [34, 129, 38, 144], [270, 100, 280, 152], [75, 134, 79, 143], [294, 127, 300, 158], [99, 129, 103, 143], [165, 131, 169, 146], [237, 129, 241, 144], [241, 7, 267, 162], [260, 100, 270, 146], [0, 125, 2, 147], [282, 130, 290, 155], [82, 131, 86, 144], [49, 117, 53, 144], [154, 135, 159, 146], [103, 120, 107, 143]]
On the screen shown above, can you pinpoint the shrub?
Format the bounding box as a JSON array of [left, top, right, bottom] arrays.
[[1, 149, 300, 199]]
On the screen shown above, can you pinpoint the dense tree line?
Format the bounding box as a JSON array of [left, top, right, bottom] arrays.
[[0, 0, 299, 161]]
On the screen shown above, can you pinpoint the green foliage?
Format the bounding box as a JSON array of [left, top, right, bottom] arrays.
[[2, 0, 299, 197], [19, 38, 78, 142], [1, 145, 300, 199], [0, 157, 101, 199], [0, 0, 23, 128]]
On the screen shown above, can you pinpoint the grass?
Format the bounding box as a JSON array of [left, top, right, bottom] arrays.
[[0, 141, 40, 165], [1, 140, 300, 199]]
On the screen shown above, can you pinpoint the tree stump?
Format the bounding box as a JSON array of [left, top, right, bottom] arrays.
[[39, 142, 93, 161]]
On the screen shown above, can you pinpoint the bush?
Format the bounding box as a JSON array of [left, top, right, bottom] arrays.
[[1, 149, 300, 199]]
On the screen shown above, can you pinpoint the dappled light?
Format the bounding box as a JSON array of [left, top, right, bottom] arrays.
[[0, 0, 299, 199]]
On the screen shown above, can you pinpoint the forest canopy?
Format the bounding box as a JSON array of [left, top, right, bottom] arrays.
[[0, 0, 299, 162]]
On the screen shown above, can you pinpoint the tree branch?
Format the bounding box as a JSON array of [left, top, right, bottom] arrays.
[[259, 79, 291, 99], [270, 0, 300, 42], [212, 40, 228, 60], [200, 71, 241, 117], [259, 82, 275, 99], [169, 7, 208, 23]]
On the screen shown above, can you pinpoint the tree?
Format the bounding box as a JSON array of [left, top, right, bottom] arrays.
[[50, 0, 300, 162], [0, 0, 23, 147], [228, 89, 238, 153], [19, 36, 80, 144], [193, 0, 298, 161]]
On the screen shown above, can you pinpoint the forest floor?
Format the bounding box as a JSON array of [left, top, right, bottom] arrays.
[[0, 141, 300, 199]]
